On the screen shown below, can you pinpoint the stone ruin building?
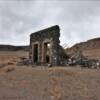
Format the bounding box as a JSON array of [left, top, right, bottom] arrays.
[[26, 25, 100, 68], [29, 25, 67, 66], [30, 25, 60, 65]]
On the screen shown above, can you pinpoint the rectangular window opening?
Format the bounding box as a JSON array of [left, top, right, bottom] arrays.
[[44, 42, 51, 64]]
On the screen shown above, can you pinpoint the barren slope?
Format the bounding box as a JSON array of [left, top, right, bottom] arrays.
[[0, 51, 28, 65], [66, 38, 100, 59]]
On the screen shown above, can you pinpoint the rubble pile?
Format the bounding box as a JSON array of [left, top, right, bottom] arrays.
[[66, 51, 100, 68], [17, 57, 32, 66], [67, 57, 100, 68]]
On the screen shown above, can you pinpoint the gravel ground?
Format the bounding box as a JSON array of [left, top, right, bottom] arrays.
[[0, 66, 100, 100]]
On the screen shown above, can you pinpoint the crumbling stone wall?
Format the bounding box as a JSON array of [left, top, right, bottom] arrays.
[[30, 25, 62, 66]]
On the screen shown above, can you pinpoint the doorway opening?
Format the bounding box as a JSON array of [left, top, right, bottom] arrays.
[[33, 44, 38, 64]]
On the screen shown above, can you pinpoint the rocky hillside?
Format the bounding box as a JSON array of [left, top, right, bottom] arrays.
[[66, 37, 100, 59], [66, 38, 100, 53], [0, 45, 29, 51]]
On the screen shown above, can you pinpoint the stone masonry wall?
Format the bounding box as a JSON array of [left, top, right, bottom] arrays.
[[30, 25, 61, 66]]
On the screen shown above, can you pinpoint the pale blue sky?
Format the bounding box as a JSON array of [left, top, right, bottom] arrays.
[[0, 0, 100, 47]]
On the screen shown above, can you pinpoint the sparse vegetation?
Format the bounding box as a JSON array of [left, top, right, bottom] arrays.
[[0, 37, 100, 100]]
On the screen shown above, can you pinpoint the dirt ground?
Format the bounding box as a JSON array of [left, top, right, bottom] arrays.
[[0, 51, 28, 65], [0, 51, 100, 100]]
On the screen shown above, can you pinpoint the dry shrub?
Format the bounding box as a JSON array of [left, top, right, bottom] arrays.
[[0, 64, 7, 74], [0, 64, 6, 68], [7, 62, 15, 65], [50, 87, 62, 100], [2, 66, 16, 73], [50, 76, 59, 86], [50, 76, 63, 100]]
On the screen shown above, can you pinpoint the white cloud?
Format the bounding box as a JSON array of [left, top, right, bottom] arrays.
[[0, 0, 100, 46]]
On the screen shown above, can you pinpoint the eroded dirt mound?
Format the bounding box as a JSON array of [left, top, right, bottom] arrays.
[[66, 38, 100, 59]]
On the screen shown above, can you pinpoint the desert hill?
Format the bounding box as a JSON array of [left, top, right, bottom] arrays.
[[0, 45, 29, 51], [66, 37, 100, 59], [0, 37, 100, 59]]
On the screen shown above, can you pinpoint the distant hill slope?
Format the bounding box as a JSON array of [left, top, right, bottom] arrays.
[[66, 37, 100, 59], [0, 45, 29, 51]]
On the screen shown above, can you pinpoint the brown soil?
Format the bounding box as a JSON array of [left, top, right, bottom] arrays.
[[0, 51, 100, 100]]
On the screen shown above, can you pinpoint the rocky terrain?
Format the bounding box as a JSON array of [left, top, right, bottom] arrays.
[[0, 37, 100, 100], [66, 37, 100, 59]]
